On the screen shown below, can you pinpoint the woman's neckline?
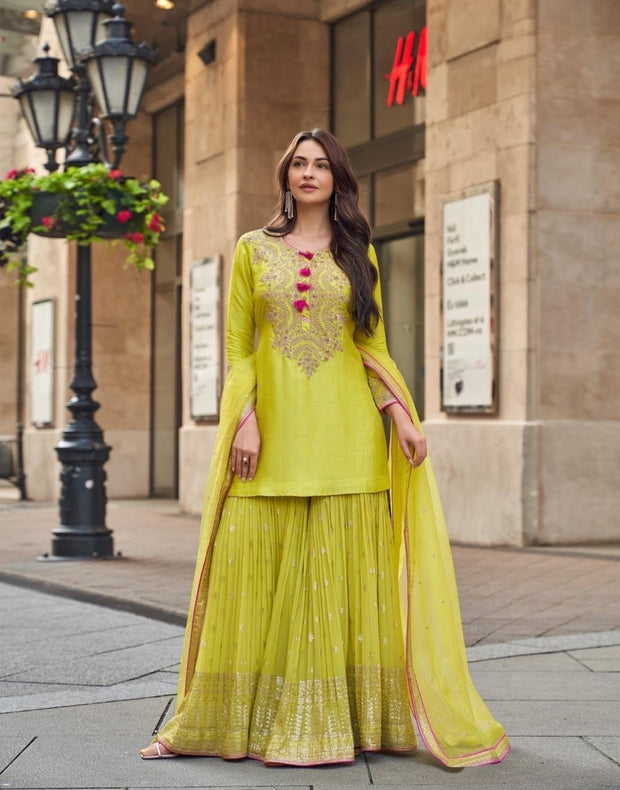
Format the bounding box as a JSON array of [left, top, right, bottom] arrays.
[[281, 234, 331, 255]]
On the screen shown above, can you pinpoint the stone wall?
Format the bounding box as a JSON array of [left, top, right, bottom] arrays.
[[0, 79, 21, 439], [534, 0, 620, 542], [423, 0, 537, 545]]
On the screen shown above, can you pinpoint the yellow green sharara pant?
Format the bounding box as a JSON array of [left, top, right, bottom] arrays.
[[158, 492, 416, 765]]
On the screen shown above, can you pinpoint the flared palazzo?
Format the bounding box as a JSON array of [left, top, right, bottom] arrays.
[[158, 492, 416, 765]]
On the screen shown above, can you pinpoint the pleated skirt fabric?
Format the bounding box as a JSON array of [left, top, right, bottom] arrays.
[[158, 492, 416, 765]]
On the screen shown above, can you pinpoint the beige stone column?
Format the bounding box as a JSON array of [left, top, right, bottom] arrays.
[[0, 79, 22, 439], [423, 0, 537, 545], [534, 0, 620, 543]]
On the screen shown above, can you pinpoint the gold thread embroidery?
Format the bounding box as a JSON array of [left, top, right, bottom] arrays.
[[158, 666, 416, 763], [250, 234, 350, 377], [367, 368, 395, 410]]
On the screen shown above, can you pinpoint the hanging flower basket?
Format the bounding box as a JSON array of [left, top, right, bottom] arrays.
[[0, 163, 169, 285], [29, 190, 127, 239]]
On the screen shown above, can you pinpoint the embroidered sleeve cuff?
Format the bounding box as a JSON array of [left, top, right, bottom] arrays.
[[236, 400, 256, 432], [367, 369, 396, 412]]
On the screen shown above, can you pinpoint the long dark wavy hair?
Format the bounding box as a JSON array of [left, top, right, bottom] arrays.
[[265, 129, 380, 337]]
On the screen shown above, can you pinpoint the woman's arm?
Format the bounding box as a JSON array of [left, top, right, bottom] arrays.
[[226, 239, 261, 481], [384, 401, 427, 467]]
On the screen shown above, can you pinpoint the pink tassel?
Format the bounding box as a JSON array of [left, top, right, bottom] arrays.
[[296, 282, 311, 292], [299, 266, 311, 277], [298, 250, 314, 261], [293, 299, 309, 312]]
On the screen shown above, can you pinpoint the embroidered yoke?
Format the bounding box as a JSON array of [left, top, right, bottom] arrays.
[[227, 229, 395, 498]]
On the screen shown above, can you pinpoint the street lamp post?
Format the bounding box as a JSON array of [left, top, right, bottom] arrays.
[[12, 1, 155, 558]]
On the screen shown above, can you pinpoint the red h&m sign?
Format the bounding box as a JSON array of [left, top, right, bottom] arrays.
[[384, 26, 427, 107]]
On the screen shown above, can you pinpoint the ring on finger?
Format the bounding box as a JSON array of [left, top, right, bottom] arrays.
[[242, 456, 249, 464]]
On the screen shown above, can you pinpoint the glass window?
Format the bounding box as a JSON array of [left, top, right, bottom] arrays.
[[377, 233, 425, 417], [333, 11, 371, 148], [373, 0, 426, 138]]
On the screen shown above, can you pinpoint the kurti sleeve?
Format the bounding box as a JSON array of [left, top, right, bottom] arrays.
[[226, 237, 256, 425], [359, 244, 398, 411]]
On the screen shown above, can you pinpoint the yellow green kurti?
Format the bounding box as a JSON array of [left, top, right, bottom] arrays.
[[227, 230, 391, 497], [156, 229, 510, 768]]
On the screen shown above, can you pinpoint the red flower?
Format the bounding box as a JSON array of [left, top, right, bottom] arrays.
[[116, 209, 132, 223], [148, 213, 163, 232], [293, 299, 309, 312], [296, 282, 311, 292], [5, 169, 19, 180], [108, 169, 123, 180], [130, 231, 144, 244], [41, 216, 56, 229], [299, 266, 311, 277]]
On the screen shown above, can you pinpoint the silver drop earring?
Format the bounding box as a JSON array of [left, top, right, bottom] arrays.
[[333, 193, 338, 223], [284, 189, 295, 220]]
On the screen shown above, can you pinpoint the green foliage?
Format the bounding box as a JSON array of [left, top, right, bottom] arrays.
[[0, 163, 169, 285]]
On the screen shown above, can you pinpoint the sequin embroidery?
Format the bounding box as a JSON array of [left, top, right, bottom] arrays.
[[250, 234, 350, 377]]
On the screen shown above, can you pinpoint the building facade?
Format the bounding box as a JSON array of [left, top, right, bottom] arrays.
[[0, 0, 618, 546]]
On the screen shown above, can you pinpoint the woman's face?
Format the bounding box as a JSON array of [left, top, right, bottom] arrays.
[[287, 138, 334, 213]]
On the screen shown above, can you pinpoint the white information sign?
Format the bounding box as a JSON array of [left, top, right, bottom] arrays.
[[190, 256, 221, 420], [31, 299, 54, 427], [442, 189, 496, 411]]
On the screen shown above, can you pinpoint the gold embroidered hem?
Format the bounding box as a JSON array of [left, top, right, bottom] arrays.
[[159, 666, 415, 764], [158, 493, 415, 764], [249, 668, 415, 765]]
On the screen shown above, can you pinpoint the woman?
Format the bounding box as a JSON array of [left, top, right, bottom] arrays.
[[140, 129, 509, 768]]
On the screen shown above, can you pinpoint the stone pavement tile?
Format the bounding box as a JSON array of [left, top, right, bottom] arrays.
[[316, 787, 587, 790], [0, 698, 169, 736], [0, 735, 368, 789], [0, 623, 183, 678], [567, 645, 620, 672], [568, 658, 620, 672], [489, 700, 620, 736], [461, 618, 515, 643], [0, 678, 177, 714], [0, 680, 81, 698], [8, 635, 184, 686], [467, 630, 620, 662], [585, 736, 620, 766], [468, 652, 587, 673], [546, 618, 620, 638], [475, 618, 618, 644], [0, 736, 34, 773], [469, 666, 619, 701], [1, 600, 155, 644], [366, 736, 620, 788]]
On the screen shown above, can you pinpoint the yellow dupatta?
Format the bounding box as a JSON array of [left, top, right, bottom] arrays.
[[357, 344, 509, 767], [175, 355, 257, 703]]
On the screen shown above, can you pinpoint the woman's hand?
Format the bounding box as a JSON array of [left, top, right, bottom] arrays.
[[231, 411, 261, 481], [385, 402, 427, 467]]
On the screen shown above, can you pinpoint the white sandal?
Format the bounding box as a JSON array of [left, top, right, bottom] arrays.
[[140, 741, 178, 760]]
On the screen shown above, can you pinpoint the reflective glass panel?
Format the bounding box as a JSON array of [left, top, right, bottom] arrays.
[[333, 11, 370, 147], [377, 233, 425, 416], [373, 0, 426, 138]]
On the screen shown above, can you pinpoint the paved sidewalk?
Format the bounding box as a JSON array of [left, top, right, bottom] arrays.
[[1, 582, 619, 789], [1, 494, 619, 788]]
